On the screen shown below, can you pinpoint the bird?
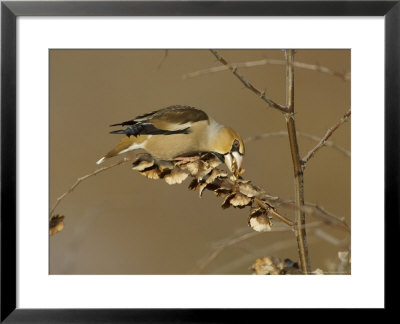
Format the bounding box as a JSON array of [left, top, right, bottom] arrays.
[[96, 105, 245, 174]]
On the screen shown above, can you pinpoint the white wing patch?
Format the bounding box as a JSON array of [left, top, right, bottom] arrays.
[[96, 157, 106, 165], [119, 141, 145, 154]]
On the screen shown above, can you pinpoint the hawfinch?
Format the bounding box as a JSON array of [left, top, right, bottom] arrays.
[[96, 105, 245, 173]]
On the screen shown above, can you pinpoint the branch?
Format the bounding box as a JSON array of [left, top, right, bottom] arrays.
[[302, 109, 351, 168], [49, 157, 135, 216], [245, 131, 350, 158], [209, 50, 288, 113], [183, 58, 350, 81], [284, 49, 311, 274]]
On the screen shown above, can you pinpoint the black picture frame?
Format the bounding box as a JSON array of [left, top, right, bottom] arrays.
[[1, 0, 397, 321]]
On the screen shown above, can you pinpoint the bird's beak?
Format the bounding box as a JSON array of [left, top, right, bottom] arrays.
[[224, 151, 243, 174]]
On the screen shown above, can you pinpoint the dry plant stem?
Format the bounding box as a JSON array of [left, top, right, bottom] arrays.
[[280, 200, 350, 232], [196, 231, 259, 273], [49, 157, 135, 216], [157, 49, 169, 70], [209, 50, 288, 113], [304, 202, 350, 232], [183, 58, 350, 81], [302, 109, 351, 168], [245, 131, 350, 158], [285, 49, 311, 274], [195, 221, 328, 274]]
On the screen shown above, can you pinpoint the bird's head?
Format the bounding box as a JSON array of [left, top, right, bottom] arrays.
[[211, 126, 245, 174]]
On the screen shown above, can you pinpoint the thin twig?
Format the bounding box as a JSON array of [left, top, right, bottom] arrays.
[[157, 49, 169, 70], [245, 131, 350, 158], [49, 157, 135, 216], [194, 219, 347, 274], [304, 202, 350, 232], [194, 221, 324, 274], [284, 49, 311, 274], [302, 109, 351, 168], [209, 50, 288, 113], [314, 229, 347, 247], [183, 58, 350, 81], [195, 230, 259, 273], [277, 200, 350, 233]]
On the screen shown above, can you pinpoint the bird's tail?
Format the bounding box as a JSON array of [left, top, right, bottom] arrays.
[[96, 135, 141, 164]]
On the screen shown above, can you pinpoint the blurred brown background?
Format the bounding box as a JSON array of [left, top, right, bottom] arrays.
[[49, 49, 350, 274]]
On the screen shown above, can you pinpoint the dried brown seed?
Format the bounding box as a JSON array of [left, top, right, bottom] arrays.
[[188, 178, 200, 190], [313, 268, 325, 275], [164, 169, 189, 185], [221, 193, 236, 209], [248, 214, 272, 232], [250, 207, 265, 217], [198, 183, 208, 197], [139, 167, 161, 180], [132, 159, 155, 171], [49, 214, 65, 235], [239, 183, 259, 198], [229, 193, 252, 208], [235, 178, 251, 184], [252, 257, 300, 275], [206, 169, 228, 184], [252, 257, 281, 275], [157, 160, 175, 172], [180, 160, 201, 176]]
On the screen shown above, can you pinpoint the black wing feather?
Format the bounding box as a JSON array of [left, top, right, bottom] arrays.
[[110, 123, 190, 137]]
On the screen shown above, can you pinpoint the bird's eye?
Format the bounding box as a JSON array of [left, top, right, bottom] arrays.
[[232, 139, 240, 151]]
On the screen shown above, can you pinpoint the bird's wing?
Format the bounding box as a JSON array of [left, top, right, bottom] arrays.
[[110, 105, 209, 136]]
